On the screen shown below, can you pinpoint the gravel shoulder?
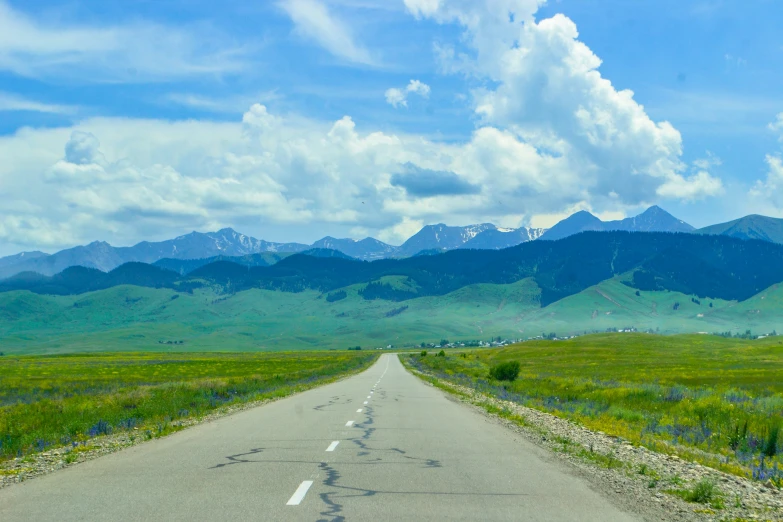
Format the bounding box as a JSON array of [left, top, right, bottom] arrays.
[[405, 364, 783, 522]]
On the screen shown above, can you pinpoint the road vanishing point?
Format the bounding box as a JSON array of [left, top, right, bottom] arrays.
[[0, 354, 641, 521]]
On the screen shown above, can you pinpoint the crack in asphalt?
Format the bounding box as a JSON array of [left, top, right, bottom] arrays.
[[209, 448, 265, 469], [314, 395, 352, 412], [210, 367, 443, 521], [314, 388, 442, 521]]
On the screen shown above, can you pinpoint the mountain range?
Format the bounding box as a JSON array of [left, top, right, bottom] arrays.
[[3, 206, 783, 280], [5, 229, 783, 352], [5, 230, 782, 306]]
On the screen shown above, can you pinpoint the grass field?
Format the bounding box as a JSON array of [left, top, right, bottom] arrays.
[[3, 276, 783, 354], [0, 351, 377, 461], [408, 333, 783, 483]]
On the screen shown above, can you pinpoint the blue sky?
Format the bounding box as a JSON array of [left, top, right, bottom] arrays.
[[0, 0, 782, 254]]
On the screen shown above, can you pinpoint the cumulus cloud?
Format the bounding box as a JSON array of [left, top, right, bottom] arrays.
[[656, 171, 724, 200], [385, 79, 431, 108], [279, 0, 374, 65], [403, 0, 722, 209], [64, 132, 106, 166], [0, 104, 581, 251]]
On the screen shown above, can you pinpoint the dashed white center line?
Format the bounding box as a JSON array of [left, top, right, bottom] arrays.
[[345, 420, 355, 427], [326, 441, 339, 452], [367, 395, 371, 399], [286, 481, 313, 506], [363, 401, 368, 405], [356, 408, 363, 413]]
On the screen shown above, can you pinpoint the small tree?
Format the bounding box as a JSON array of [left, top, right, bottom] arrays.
[[762, 425, 780, 460], [437, 349, 446, 357], [420, 350, 427, 357], [489, 361, 521, 382]]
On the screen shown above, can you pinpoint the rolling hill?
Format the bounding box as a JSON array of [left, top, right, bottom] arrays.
[[2, 273, 780, 355]]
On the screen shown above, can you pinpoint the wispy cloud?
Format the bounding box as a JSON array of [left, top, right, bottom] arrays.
[[165, 92, 282, 114], [0, 91, 77, 113], [278, 0, 375, 65], [0, 0, 252, 82]]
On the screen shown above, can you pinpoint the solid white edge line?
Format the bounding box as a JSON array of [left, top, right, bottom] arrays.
[[345, 420, 354, 427], [356, 408, 363, 413], [286, 481, 314, 506], [326, 441, 339, 452]]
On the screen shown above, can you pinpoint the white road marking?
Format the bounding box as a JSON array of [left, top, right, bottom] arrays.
[[326, 441, 339, 452], [345, 420, 354, 427], [367, 395, 371, 399], [286, 481, 313, 506], [356, 409, 363, 413], [363, 401, 368, 405]]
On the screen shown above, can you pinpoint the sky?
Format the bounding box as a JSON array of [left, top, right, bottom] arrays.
[[0, 0, 782, 255]]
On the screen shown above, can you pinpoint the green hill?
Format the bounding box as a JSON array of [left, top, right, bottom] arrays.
[[1, 276, 780, 355]]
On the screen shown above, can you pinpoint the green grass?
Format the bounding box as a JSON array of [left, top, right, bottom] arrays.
[[0, 351, 377, 461], [3, 275, 783, 355], [409, 333, 783, 480], [668, 478, 725, 509]]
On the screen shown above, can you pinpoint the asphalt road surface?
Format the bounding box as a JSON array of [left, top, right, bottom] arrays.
[[0, 354, 641, 521]]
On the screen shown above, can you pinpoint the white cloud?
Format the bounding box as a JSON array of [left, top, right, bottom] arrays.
[[0, 0, 249, 81], [749, 115, 783, 212], [0, 100, 717, 253], [770, 113, 783, 141], [656, 171, 724, 200], [404, 0, 722, 209], [378, 217, 424, 244], [693, 151, 722, 170], [0, 91, 77, 114], [385, 88, 406, 108], [279, 0, 374, 65], [165, 92, 281, 114], [385, 79, 431, 108], [749, 155, 783, 208]]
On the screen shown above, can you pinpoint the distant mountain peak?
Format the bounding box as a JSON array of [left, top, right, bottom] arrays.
[[539, 206, 693, 241], [696, 214, 783, 244]]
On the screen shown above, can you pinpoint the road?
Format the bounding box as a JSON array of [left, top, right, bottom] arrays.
[[0, 354, 641, 521]]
